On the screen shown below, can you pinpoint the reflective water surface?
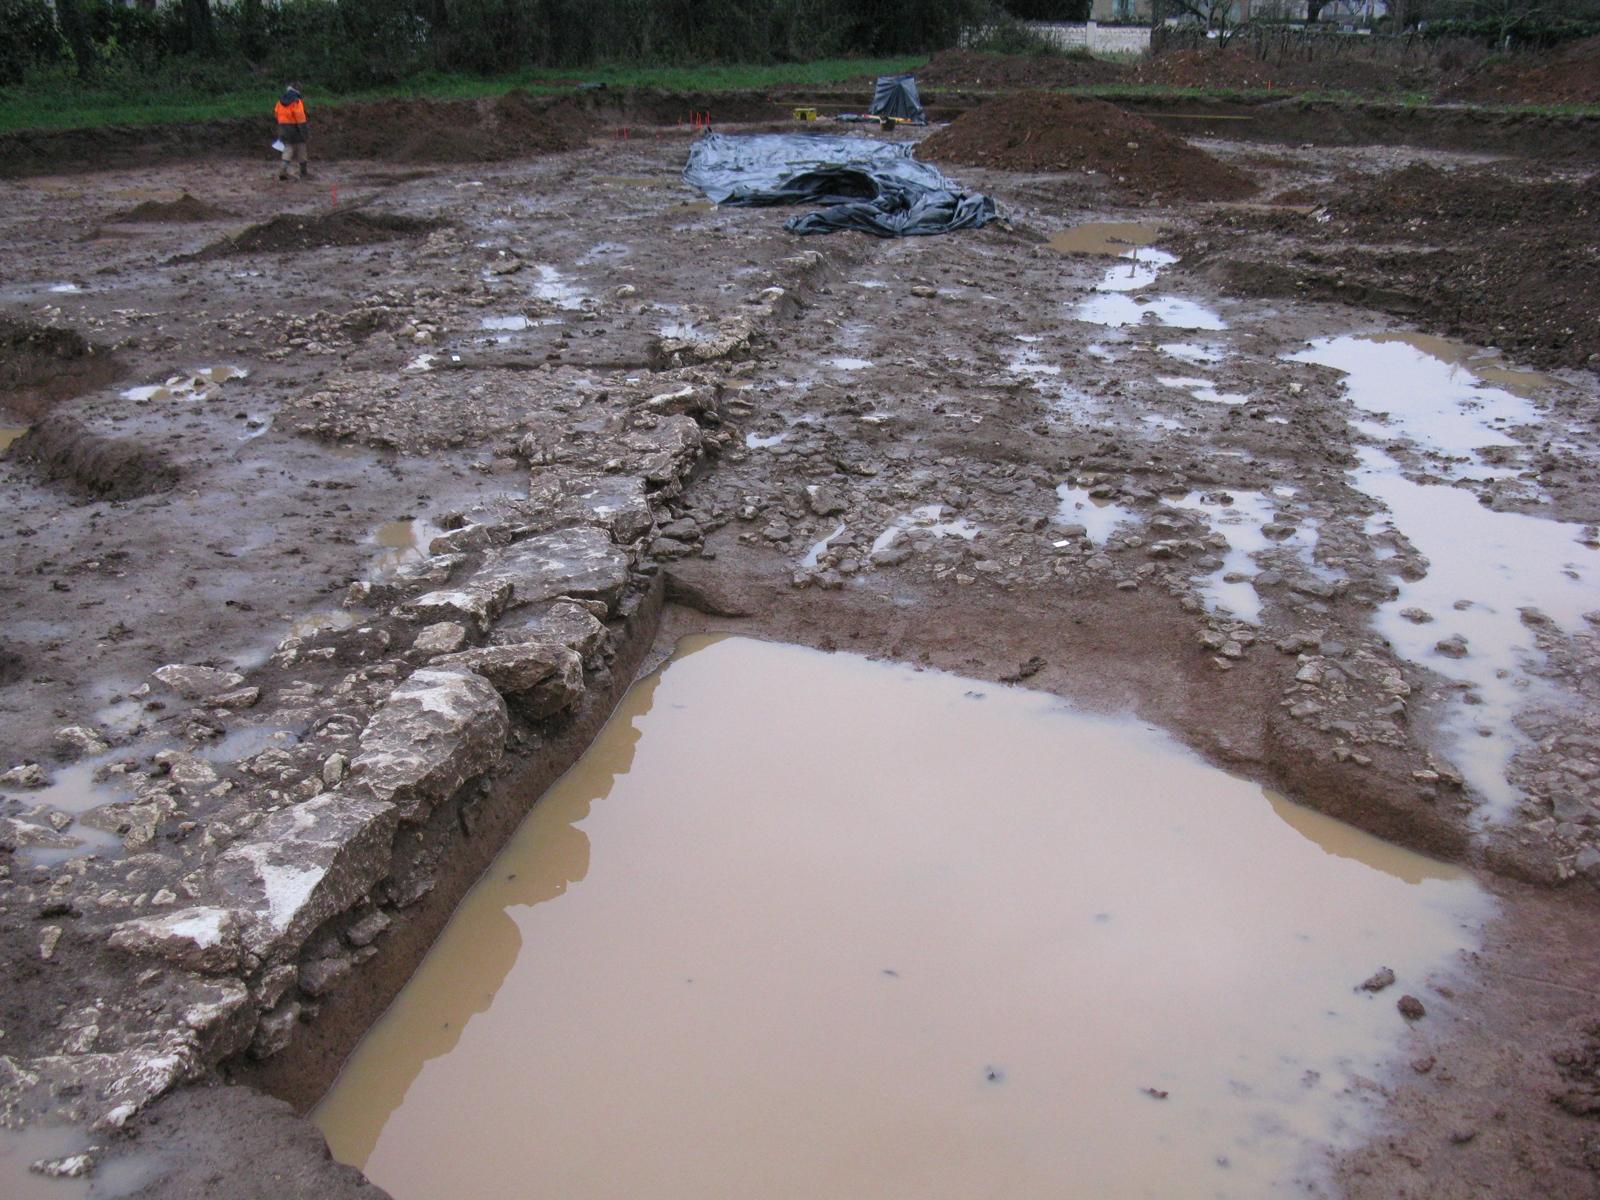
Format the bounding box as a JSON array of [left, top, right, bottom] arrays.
[[317, 637, 1488, 1199]]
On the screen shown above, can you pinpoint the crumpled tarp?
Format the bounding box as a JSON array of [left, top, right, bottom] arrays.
[[869, 74, 926, 125], [681, 132, 996, 238]]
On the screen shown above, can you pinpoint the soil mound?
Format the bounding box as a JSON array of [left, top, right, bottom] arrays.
[[917, 49, 1128, 90], [185, 210, 442, 259], [1443, 35, 1600, 106], [112, 192, 234, 223], [316, 91, 599, 164], [0, 318, 122, 420], [1135, 48, 1283, 90], [12, 413, 179, 499], [918, 93, 1256, 201], [1132, 40, 1466, 95]]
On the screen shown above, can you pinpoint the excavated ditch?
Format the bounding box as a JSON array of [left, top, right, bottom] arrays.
[[315, 635, 1490, 1199]]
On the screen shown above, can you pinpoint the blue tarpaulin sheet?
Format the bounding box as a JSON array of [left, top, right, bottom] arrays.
[[681, 132, 996, 238]]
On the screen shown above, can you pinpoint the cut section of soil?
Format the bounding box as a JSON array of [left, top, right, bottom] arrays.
[[918, 92, 1257, 201], [0, 318, 122, 421], [0, 88, 602, 180], [315, 91, 599, 164], [916, 48, 1129, 90], [1193, 163, 1600, 370], [12, 413, 179, 499], [1132, 46, 1448, 96], [183, 210, 442, 259], [111, 192, 235, 223], [1442, 34, 1600, 106]]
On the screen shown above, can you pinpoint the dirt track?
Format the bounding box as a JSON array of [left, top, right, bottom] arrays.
[[1, 93, 1599, 1197]]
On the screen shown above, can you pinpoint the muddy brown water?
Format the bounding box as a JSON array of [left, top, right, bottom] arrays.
[[0, 425, 29, 452], [1047, 221, 1164, 257], [316, 636, 1489, 1198]]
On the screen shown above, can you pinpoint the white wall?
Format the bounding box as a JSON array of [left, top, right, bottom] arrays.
[[1022, 21, 1154, 54]]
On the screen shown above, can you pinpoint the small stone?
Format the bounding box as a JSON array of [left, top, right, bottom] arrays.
[[1434, 635, 1469, 659], [1400, 607, 1433, 624], [38, 925, 62, 960], [413, 621, 469, 657], [346, 909, 392, 948], [1398, 995, 1426, 1020], [1448, 1128, 1477, 1145], [910, 284, 937, 298], [321, 753, 349, 788], [251, 1000, 301, 1060], [1358, 967, 1396, 993], [30, 1153, 93, 1179], [0, 763, 49, 789], [53, 725, 109, 759], [298, 955, 353, 997], [212, 687, 261, 711], [1411, 1055, 1436, 1074], [804, 484, 846, 516], [151, 663, 247, 700]]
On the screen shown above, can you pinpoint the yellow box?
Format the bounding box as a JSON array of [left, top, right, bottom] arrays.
[[792, 107, 818, 122]]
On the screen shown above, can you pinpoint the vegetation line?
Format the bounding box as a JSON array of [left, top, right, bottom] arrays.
[[0, 57, 931, 134]]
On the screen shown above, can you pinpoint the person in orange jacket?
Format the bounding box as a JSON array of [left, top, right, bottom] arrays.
[[274, 84, 309, 181]]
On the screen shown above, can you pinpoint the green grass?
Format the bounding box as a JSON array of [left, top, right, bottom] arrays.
[[7, 56, 1594, 134], [0, 56, 928, 134]]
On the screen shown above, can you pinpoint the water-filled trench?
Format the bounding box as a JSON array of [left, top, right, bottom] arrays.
[[315, 636, 1489, 1198]]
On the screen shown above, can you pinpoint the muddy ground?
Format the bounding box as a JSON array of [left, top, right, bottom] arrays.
[[1, 97, 1598, 1198]]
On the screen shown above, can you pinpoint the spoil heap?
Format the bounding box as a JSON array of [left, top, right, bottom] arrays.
[[112, 192, 234, 223], [315, 92, 598, 163], [918, 93, 1256, 201], [1444, 34, 1600, 106], [916, 48, 1129, 89], [185, 211, 442, 259]]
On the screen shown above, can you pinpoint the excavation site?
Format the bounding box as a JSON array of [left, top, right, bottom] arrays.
[[2, 62, 1599, 1200]]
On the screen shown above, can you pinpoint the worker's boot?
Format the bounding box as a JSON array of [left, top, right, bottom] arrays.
[[278, 167, 290, 181], [299, 162, 309, 180]]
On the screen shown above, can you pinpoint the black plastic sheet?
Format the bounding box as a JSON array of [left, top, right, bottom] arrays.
[[682, 132, 995, 238], [869, 75, 926, 125]]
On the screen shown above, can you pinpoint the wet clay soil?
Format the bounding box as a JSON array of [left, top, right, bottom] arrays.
[[317, 636, 1488, 1199], [1, 113, 1598, 1199]]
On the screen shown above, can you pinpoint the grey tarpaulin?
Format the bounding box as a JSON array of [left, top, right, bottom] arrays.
[[869, 74, 926, 125], [681, 132, 996, 238]]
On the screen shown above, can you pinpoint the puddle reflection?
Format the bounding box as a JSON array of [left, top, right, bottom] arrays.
[[318, 638, 1488, 1199]]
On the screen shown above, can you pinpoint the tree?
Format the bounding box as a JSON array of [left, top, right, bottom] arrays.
[[54, 0, 95, 79], [181, 0, 214, 50], [1164, 0, 1239, 32]]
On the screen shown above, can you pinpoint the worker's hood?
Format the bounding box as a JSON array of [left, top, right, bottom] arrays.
[[279, 87, 301, 105]]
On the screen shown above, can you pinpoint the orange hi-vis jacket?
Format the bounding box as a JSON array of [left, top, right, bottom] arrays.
[[275, 97, 307, 126]]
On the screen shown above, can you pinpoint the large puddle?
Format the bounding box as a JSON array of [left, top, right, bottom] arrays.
[[317, 637, 1488, 1198], [1289, 333, 1598, 813]]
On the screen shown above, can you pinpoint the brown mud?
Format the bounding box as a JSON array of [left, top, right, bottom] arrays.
[[182, 210, 444, 260], [0, 318, 122, 421], [920, 93, 1258, 201], [11, 413, 180, 499], [1444, 33, 1600, 106], [1189, 163, 1600, 370], [0, 87, 783, 181], [111, 192, 236, 223], [0, 100, 1597, 1200], [916, 47, 1130, 89]]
